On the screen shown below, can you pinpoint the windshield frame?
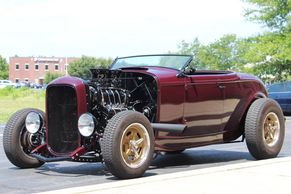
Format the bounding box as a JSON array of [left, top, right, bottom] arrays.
[[109, 54, 193, 71]]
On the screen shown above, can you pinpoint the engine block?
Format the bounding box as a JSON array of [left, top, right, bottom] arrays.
[[100, 88, 128, 108], [90, 86, 129, 111]]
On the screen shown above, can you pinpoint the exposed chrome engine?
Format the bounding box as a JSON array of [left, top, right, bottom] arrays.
[[87, 68, 157, 135], [66, 68, 158, 162], [90, 87, 129, 112]]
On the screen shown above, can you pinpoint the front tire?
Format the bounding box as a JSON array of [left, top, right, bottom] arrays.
[[3, 108, 45, 168], [245, 98, 285, 159], [101, 111, 154, 179]]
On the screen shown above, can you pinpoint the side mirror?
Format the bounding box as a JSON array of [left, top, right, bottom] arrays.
[[177, 67, 196, 78], [177, 71, 187, 78], [185, 67, 196, 74]]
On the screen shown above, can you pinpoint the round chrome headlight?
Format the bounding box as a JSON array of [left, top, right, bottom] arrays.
[[78, 113, 95, 137], [25, 112, 42, 134]]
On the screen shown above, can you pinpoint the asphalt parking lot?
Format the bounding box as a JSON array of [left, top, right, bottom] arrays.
[[0, 118, 290, 193]]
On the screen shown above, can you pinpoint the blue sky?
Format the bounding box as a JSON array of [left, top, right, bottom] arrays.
[[0, 0, 264, 58]]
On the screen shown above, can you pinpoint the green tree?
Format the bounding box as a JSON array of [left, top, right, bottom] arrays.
[[174, 0, 291, 82], [244, 0, 291, 31], [0, 55, 8, 79], [201, 34, 243, 71], [177, 35, 244, 71], [238, 31, 291, 82], [242, 0, 291, 82], [44, 72, 63, 84], [68, 56, 112, 79], [177, 38, 203, 69]]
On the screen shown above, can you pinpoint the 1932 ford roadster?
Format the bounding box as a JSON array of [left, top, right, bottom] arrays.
[[3, 55, 285, 179]]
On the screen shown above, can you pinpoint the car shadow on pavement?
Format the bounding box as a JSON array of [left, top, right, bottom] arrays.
[[28, 149, 254, 178], [34, 162, 157, 179], [150, 149, 254, 170], [34, 162, 111, 177]]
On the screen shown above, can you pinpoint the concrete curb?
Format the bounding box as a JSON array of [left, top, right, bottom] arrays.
[[38, 156, 291, 194]]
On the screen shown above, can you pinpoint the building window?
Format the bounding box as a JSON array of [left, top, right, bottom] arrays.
[[45, 64, 49, 71], [15, 63, 19, 70], [25, 78, 29, 82], [25, 63, 29, 70], [15, 78, 19, 83], [35, 64, 39, 70], [55, 64, 59, 71]]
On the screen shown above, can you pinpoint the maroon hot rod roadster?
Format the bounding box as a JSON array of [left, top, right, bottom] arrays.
[[3, 55, 285, 178]]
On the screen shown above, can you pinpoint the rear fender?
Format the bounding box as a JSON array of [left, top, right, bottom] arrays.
[[223, 91, 267, 141], [240, 91, 267, 130]]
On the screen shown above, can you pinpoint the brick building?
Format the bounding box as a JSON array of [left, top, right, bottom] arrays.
[[9, 57, 78, 84]]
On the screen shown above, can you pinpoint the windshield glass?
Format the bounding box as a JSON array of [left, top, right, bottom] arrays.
[[110, 55, 192, 70]]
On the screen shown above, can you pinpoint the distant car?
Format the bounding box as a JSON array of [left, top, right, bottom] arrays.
[[3, 54, 285, 179], [0, 80, 14, 88], [268, 81, 291, 115], [15, 81, 29, 88], [30, 83, 43, 89]]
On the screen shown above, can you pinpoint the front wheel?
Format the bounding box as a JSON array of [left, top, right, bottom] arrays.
[[3, 108, 45, 168], [101, 111, 154, 179], [245, 98, 285, 159]]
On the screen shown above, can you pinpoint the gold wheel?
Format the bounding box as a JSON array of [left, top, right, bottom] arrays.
[[263, 112, 280, 147], [120, 123, 150, 168]]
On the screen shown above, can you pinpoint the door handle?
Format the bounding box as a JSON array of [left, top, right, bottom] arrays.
[[218, 85, 226, 89]]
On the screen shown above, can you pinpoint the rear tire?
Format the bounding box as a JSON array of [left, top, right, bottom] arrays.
[[245, 98, 285, 159], [101, 111, 154, 179], [3, 108, 45, 168]]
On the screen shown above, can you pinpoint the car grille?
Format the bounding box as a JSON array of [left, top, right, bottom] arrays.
[[47, 86, 79, 154]]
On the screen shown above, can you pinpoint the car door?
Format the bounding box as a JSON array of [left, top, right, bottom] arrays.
[[154, 73, 225, 151], [183, 74, 224, 137]]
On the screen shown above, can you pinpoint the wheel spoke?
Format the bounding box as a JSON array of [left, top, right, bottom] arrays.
[[135, 138, 144, 146], [125, 148, 131, 157], [132, 131, 138, 140], [127, 132, 134, 140], [131, 144, 139, 159], [269, 129, 274, 139]]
